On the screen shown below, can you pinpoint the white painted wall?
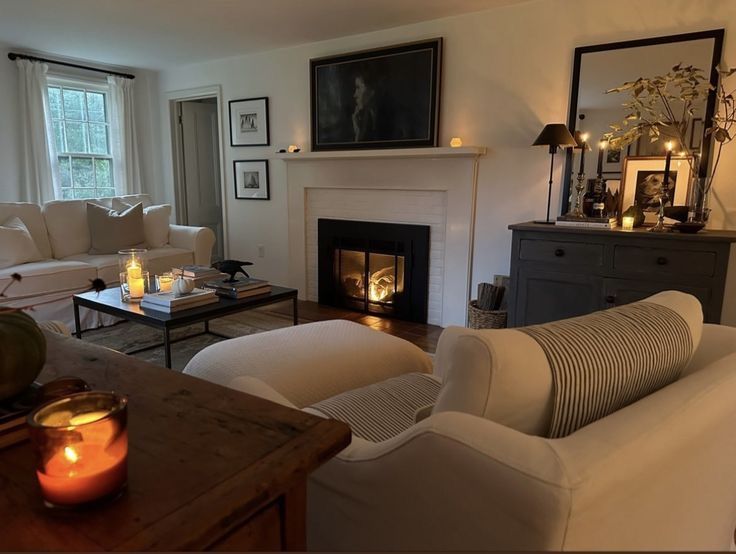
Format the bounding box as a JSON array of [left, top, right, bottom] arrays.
[[156, 0, 736, 291], [0, 42, 163, 204]]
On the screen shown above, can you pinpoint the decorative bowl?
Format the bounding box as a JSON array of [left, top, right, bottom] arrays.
[[672, 221, 705, 234]]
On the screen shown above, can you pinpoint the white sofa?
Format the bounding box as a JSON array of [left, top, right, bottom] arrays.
[[184, 292, 736, 551], [0, 194, 215, 331]]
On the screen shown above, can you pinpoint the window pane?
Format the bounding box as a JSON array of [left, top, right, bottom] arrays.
[[52, 121, 65, 152], [58, 157, 71, 188], [48, 87, 62, 119], [62, 88, 85, 121], [61, 189, 74, 200], [72, 188, 96, 199], [71, 157, 94, 187], [65, 122, 88, 152], [94, 159, 112, 187], [89, 124, 109, 154], [87, 92, 106, 122], [97, 188, 116, 198]]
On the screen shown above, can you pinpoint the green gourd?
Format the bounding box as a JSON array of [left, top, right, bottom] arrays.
[[0, 311, 46, 401]]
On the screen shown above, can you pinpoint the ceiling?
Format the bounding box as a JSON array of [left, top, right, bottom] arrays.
[[0, 0, 524, 70]]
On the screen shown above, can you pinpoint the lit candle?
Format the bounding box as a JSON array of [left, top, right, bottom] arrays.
[[28, 392, 128, 507], [622, 216, 635, 230], [126, 261, 144, 299], [126, 261, 141, 280], [597, 140, 607, 178], [662, 141, 673, 199], [158, 274, 173, 293], [287, 144, 300, 153], [450, 137, 463, 147], [578, 133, 589, 175]]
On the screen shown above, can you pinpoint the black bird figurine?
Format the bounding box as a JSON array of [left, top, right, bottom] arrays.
[[211, 260, 254, 283]]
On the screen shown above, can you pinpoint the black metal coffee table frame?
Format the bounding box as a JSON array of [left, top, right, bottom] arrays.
[[73, 286, 299, 368]]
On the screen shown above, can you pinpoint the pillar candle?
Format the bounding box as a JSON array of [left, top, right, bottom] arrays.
[[577, 133, 589, 175]]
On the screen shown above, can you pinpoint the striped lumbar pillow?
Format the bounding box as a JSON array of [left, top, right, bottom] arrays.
[[307, 373, 441, 442], [520, 300, 694, 438]]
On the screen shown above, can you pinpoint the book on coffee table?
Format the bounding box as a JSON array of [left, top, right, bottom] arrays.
[[140, 288, 218, 313], [204, 278, 271, 299]]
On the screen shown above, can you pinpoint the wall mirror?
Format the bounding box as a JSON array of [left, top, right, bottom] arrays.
[[561, 30, 724, 214]]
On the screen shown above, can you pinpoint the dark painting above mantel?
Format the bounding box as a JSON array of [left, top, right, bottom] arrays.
[[310, 38, 442, 151], [561, 29, 724, 214]]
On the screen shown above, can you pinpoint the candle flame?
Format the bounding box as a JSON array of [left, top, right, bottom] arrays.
[[64, 446, 79, 463], [580, 133, 590, 142], [666, 141, 674, 151], [599, 140, 608, 149]]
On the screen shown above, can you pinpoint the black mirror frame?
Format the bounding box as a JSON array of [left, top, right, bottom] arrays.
[[561, 29, 725, 214]]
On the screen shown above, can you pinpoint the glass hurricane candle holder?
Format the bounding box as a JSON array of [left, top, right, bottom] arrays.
[[27, 391, 128, 508], [157, 272, 174, 293], [118, 249, 147, 302]]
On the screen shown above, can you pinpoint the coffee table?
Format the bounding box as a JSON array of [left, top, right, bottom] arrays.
[[0, 331, 350, 551], [73, 285, 299, 368]]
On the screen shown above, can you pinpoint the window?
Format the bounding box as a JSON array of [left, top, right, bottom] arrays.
[[48, 81, 114, 199]]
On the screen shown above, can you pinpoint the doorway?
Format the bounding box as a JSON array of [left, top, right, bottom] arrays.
[[171, 95, 225, 261]]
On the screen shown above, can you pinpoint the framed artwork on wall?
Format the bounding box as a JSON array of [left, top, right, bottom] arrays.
[[620, 156, 692, 223], [233, 160, 269, 200], [310, 38, 442, 151], [229, 97, 269, 146]]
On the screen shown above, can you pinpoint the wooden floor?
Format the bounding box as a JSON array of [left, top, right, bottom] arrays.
[[260, 300, 444, 354]]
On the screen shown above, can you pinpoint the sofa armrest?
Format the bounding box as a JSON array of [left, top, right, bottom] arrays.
[[183, 320, 433, 407], [169, 224, 216, 265]]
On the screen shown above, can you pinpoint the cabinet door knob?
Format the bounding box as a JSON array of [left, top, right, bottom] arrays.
[[605, 295, 616, 304], [554, 248, 565, 257], [656, 256, 668, 265]]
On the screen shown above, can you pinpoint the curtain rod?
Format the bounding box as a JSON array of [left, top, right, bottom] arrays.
[[7, 52, 135, 79]]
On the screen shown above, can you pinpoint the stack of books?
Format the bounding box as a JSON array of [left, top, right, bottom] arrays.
[[555, 215, 618, 229], [205, 278, 271, 299], [172, 265, 228, 288], [140, 288, 218, 313], [0, 383, 41, 450]]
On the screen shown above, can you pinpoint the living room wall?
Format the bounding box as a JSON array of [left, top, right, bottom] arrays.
[[0, 41, 163, 205], [156, 0, 736, 291]]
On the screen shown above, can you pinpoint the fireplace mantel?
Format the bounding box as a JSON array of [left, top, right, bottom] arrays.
[[276, 146, 486, 162]]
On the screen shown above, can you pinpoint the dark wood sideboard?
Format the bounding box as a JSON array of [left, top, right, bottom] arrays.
[[508, 222, 736, 327], [0, 332, 351, 551]]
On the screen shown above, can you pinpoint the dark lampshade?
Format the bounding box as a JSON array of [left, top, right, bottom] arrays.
[[532, 124, 577, 148]]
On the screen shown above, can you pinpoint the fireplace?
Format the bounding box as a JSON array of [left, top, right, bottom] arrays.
[[318, 218, 430, 323]]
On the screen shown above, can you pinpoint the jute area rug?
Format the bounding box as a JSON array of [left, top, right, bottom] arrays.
[[80, 308, 293, 371]]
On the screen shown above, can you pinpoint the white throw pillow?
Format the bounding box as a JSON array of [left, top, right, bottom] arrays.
[[112, 199, 171, 248], [0, 216, 44, 269]]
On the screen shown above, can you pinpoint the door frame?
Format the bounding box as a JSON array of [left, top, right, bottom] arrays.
[[167, 85, 229, 259]]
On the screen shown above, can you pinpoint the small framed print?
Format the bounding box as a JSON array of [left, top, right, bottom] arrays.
[[229, 97, 269, 146], [621, 156, 692, 224], [234, 160, 269, 200]]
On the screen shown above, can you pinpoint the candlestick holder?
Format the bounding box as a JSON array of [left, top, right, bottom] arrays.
[[27, 391, 128, 508], [649, 196, 671, 233], [118, 249, 148, 302]]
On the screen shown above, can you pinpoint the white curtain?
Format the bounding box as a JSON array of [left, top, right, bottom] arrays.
[[16, 59, 60, 203], [107, 75, 142, 195]]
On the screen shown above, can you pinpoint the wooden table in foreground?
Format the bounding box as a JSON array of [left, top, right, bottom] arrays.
[[0, 332, 351, 551]]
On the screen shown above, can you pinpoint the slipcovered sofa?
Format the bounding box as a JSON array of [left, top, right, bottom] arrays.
[[184, 291, 736, 551], [0, 194, 215, 331]]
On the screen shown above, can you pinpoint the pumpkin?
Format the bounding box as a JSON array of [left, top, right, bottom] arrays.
[[0, 311, 46, 401]]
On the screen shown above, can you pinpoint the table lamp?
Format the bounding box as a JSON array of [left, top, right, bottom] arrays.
[[532, 123, 577, 224]]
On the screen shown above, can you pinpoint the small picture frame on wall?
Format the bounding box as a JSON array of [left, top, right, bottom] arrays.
[[620, 156, 692, 224], [234, 160, 269, 200], [229, 97, 269, 146]]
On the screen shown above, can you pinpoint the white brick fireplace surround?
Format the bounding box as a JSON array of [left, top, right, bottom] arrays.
[[281, 147, 486, 327]]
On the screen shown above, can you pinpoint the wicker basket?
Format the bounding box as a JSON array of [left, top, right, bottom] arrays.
[[467, 300, 507, 329]]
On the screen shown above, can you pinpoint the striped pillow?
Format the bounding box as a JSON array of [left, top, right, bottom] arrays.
[[520, 301, 694, 438], [307, 373, 441, 442]]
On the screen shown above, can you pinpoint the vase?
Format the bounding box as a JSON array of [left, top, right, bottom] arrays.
[[688, 177, 711, 224]]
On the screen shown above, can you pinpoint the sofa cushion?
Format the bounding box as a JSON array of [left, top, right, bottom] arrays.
[[0, 260, 96, 298], [87, 202, 145, 254], [306, 373, 441, 442], [112, 199, 171, 248], [63, 246, 193, 285], [433, 291, 703, 437], [0, 202, 52, 259], [0, 216, 43, 269], [42, 195, 152, 258]]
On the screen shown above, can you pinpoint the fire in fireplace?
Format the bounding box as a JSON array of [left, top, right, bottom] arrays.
[[318, 219, 429, 322]]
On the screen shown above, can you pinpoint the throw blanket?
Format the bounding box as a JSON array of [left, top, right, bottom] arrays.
[[520, 302, 693, 438]]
